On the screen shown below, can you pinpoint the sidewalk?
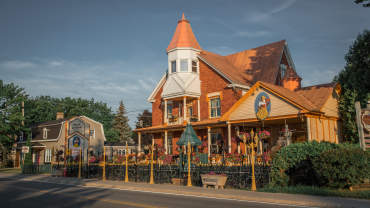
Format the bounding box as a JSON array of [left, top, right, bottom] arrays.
[[1, 173, 370, 208]]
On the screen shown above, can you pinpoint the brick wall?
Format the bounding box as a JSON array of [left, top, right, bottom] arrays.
[[199, 60, 243, 120]]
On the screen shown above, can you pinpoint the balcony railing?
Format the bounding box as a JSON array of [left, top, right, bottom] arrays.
[[167, 115, 199, 125]]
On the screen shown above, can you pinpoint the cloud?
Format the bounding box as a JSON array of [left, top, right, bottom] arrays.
[[0, 60, 37, 69], [0, 58, 162, 127], [233, 30, 271, 38], [300, 64, 343, 87], [208, 46, 235, 55], [245, 0, 297, 23]]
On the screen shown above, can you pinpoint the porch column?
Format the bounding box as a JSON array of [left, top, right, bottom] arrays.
[[227, 123, 232, 154], [207, 127, 211, 157], [197, 98, 200, 122], [183, 97, 187, 122], [306, 117, 311, 141], [164, 130, 168, 154], [138, 132, 141, 154], [164, 99, 168, 124], [237, 127, 240, 154]]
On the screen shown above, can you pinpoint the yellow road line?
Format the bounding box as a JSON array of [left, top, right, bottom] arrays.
[[12, 184, 165, 208]]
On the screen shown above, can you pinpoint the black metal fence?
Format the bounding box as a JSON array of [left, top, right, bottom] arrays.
[[22, 163, 270, 189]]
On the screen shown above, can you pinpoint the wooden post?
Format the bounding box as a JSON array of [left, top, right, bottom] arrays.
[[197, 98, 200, 122], [64, 122, 68, 168], [138, 132, 141, 154], [183, 97, 187, 122], [207, 127, 211, 158], [164, 100, 168, 124], [149, 140, 154, 184], [250, 129, 257, 191], [355, 101, 366, 151], [165, 130, 168, 154], [227, 123, 231, 154], [187, 141, 192, 187], [102, 146, 106, 181], [78, 149, 81, 179], [125, 141, 129, 182]]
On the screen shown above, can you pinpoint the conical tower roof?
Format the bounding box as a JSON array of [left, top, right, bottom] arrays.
[[167, 13, 202, 52]]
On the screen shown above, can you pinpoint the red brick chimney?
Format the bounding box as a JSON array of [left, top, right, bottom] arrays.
[[281, 67, 302, 91], [56, 112, 64, 120]]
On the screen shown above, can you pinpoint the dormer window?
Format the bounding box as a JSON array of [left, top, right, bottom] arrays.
[[180, 59, 188, 72], [43, 128, 48, 139], [171, 60, 177, 73], [280, 64, 287, 78], [192, 60, 198, 72]]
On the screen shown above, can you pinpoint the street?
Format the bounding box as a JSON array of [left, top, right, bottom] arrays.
[[0, 177, 302, 208]]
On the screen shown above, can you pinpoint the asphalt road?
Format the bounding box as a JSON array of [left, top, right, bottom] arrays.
[[0, 177, 304, 208]]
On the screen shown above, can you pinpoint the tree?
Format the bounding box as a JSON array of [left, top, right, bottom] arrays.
[[0, 80, 28, 165], [135, 109, 152, 129], [112, 101, 132, 144], [335, 30, 370, 143], [355, 0, 370, 7], [25, 96, 117, 141], [132, 109, 152, 145]]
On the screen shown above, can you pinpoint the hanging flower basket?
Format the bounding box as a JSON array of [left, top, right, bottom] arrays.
[[258, 130, 271, 139]]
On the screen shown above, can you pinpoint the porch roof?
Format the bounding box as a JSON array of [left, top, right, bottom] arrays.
[[134, 119, 225, 133]]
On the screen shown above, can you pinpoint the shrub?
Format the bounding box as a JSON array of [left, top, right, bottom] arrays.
[[269, 141, 338, 187], [312, 147, 370, 188]]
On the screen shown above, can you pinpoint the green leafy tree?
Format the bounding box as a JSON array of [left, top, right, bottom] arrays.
[[0, 80, 28, 165], [25, 96, 117, 141], [335, 30, 370, 143], [355, 0, 370, 7], [112, 101, 132, 144], [132, 109, 152, 144]]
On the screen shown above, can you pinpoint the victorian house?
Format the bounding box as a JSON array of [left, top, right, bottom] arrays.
[[134, 14, 341, 158]]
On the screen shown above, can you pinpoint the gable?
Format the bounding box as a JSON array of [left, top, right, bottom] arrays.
[[227, 87, 302, 121], [320, 90, 339, 118]]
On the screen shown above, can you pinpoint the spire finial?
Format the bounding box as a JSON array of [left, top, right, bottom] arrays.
[[181, 13, 186, 20]]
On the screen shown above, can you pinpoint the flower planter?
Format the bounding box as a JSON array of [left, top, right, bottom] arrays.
[[171, 178, 184, 185], [201, 174, 227, 189]]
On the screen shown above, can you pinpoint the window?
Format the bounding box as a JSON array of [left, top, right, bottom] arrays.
[[210, 133, 223, 154], [168, 135, 173, 155], [280, 64, 287, 78], [187, 106, 193, 117], [167, 104, 173, 117], [44, 149, 52, 163], [90, 129, 95, 138], [192, 60, 198, 72], [210, 97, 221, 118], [43, 128, 48, 139], [171, 60, 177, 73], [180, 59, 188, 72]]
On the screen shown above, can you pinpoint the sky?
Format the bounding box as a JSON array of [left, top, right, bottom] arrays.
[[0, 0, 369, 127]]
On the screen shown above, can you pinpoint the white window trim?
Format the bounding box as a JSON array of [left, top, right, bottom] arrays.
[[44, 149, 52, 163], [209, 97, 221, 118], [43, 128, 48, 139], [207, 92, 221, 98], [180, 59, 188, 72]]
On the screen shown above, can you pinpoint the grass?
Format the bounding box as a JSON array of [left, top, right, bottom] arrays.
[[258, 185, 370, 200], [0, 168, 22, 174]]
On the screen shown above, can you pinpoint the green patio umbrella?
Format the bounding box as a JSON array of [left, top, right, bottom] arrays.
[[176, 123, 202, 146]]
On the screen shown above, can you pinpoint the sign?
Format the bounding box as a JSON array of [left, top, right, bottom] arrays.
[[22, 146, 29, 154], [361, 110, 370, 132], [254, 92, 271, 121], [69, 118, 89, 137]]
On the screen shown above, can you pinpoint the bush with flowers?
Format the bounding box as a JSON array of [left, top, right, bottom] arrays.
[[258, 130, 271, 139]]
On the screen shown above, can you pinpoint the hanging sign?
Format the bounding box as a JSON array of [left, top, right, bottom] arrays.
[[69, 118, 89, 137], [361, 110, 370, 132], [254, 92, 271, 120]]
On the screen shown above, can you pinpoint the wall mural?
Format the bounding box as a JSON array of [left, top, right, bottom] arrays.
[[68, 134, 88, 161], [254, 92, 271, 120]]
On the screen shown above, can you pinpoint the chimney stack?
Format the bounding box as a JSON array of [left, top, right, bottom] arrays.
[[56, 112, 64, 120]]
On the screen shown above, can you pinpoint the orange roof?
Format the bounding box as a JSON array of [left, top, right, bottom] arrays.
[[199, 40, 286, 86], [295, 83, 336, 110], [166, 13, 202, 52]]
